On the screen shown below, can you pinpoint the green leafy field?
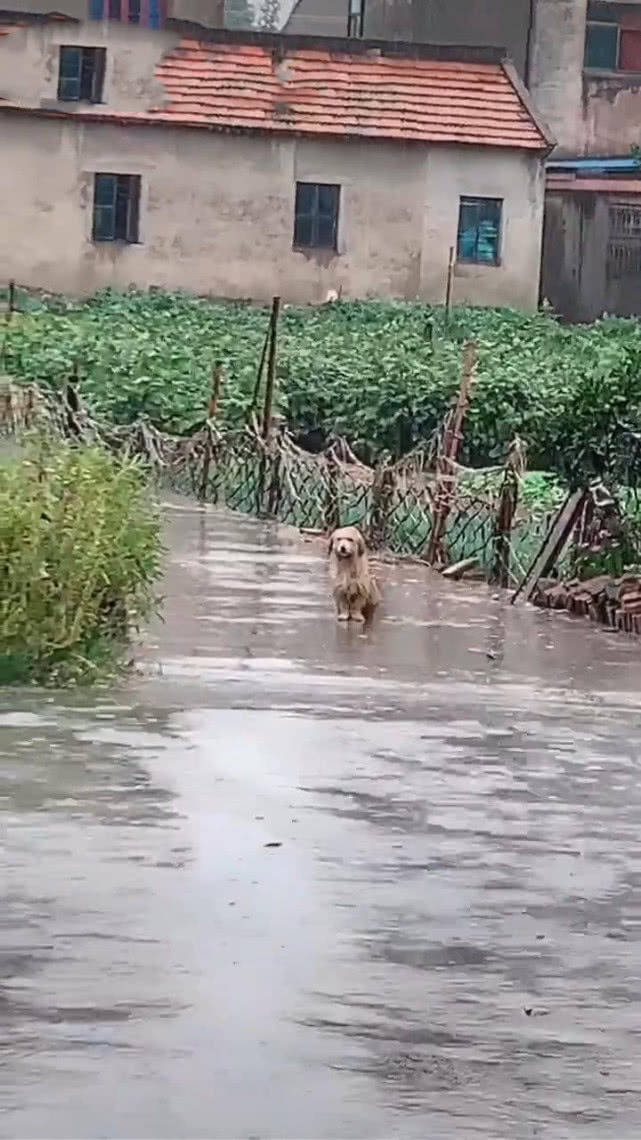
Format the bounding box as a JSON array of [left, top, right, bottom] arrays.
[[3, 289, 641, 484]]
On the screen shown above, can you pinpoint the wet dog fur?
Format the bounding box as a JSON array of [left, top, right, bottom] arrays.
[[328, 525, 381, 622]]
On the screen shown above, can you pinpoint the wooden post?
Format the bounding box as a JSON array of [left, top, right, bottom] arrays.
[[256, 297, 281, 514], [262, 295, 281, 441], [266, 421, 284, 517], [492, 467, 519, 587], [208, 361, 224, 420], [65, 361, 82, 438], [426, 340, 477, 565], [249, 324, 270, 417], [199, 363, 224, 502], [7, 280, 15, 321], [369, 460, 394, 550], [325, 449, 340, 533], [511, 488, 588, 604], [444, 246, 455, 317]]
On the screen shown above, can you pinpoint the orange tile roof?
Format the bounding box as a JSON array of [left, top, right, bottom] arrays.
[[149, 40, 548, 150]]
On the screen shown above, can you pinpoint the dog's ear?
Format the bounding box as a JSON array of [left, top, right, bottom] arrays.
[[357, 534, 365, 556]]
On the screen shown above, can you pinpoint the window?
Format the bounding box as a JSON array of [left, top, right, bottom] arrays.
[[347, 0, 365, 37], [92, 174, 141, 243], [57, 46, 105, 102], [607, 204, 641, 279], [457, 197, 502, 265], [585, 21, 619, 68], [584, 18, 641, 71], [620, 28, 641, 71], [88, 0, 163, 28], [294, 183, 340, 250]]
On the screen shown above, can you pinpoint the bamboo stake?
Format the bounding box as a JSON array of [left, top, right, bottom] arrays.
[[444, 246, 455, 317], [249, 324, 270, 416], [426, 340, 477, 565], [208, 361, 224, 420], [200, 363, 224, 502], [492, 469, 518, 587], [261, 295, 281, 441]]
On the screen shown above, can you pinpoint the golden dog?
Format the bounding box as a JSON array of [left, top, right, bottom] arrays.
[[328, 525, 381, 622]]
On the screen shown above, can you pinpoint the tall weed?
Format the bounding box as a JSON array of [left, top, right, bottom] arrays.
[[0, 439, 163, 684]]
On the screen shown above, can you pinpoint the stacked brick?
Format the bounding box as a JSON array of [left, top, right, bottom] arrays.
[[534, 574, 641, 634]]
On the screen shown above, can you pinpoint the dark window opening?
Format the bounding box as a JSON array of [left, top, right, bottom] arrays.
[[89, 0, 163, 27], [90, 0, 163, 25], [584, 18, 641, 72], [457, 197, 502, 265], [294, 183, 340, 250], [57, 45, 105, 102], [585, 21, 619, 68], [347, 0, 365, 38], [92, 173, 141, 243], [607, 204, 641, 278], [620, 28, 641, 71]]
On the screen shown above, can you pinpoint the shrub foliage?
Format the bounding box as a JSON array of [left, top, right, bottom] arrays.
[[2, 288, 641, 486], [0, 438, 163, 683]]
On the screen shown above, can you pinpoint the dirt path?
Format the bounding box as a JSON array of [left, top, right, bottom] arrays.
[[2, 500, 641, 1139]]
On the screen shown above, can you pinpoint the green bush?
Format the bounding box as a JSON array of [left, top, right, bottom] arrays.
[[2, 289, 641, 485], [0, 439, 163, 684]]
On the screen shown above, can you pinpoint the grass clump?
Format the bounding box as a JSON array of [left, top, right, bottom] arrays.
[[0, 438, 163, 684]]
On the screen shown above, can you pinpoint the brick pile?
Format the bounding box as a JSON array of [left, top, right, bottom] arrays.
[[534, 574, 641, 634]]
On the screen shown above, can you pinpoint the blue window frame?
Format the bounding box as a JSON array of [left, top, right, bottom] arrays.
[[92, 173, 141, 243], [57, 45, 105, 102], [348, 0, 365, 37], [584, 21, 619, 69], [89, 0, 161, 24], [457, 197, 502, 266], [294, 183, 340, 250]]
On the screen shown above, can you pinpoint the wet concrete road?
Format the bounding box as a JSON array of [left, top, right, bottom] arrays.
[[2, 501, 641, 1139]]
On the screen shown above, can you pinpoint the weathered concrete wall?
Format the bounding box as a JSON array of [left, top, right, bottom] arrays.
[[0, 22, 179, 112], [287, 0, 532, 76], [582, 73, 641, 156], [3, 0, 223, 26], [543, 190, 641, 320], [529, 0, 641, 156], [423, 145, 545, 307], [542, 192, 604, 320], [0, 112, 544, 308], [3, 0, 87, 15], [529, 0, 588, 155], [369, 0, 531, 75], [168, 0, 224, 27], [286, 0, 347, 36]]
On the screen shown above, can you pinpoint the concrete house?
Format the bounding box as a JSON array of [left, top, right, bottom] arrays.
[[5, 0, 225, 27], [0, 21, 551, 306], [536, 0, 641, 319], [284, 0, 641, 320]]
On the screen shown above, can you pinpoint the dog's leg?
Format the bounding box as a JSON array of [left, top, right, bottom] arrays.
[[334, 590, 350, 621]]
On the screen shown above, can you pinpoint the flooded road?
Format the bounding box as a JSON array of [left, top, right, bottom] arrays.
[[2, 500, 641, 1139]]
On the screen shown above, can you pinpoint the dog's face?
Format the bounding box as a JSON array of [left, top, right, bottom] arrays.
[[329, 527, 365, 561]]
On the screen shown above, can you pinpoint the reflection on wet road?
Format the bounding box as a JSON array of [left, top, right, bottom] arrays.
[[2, 500, 641, 1139]]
